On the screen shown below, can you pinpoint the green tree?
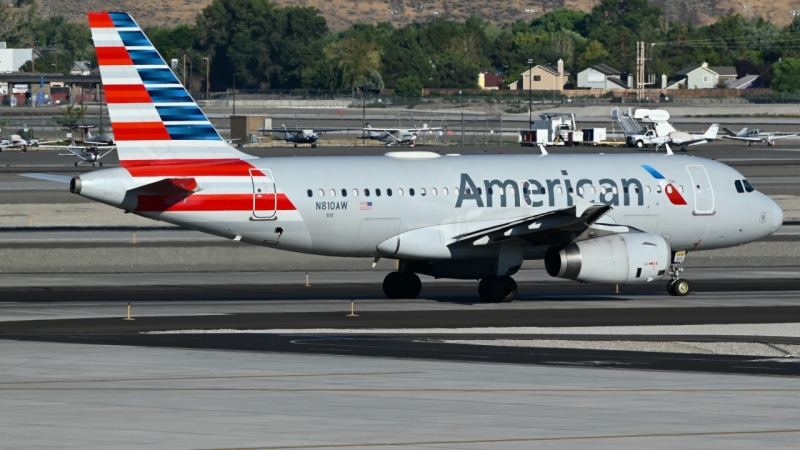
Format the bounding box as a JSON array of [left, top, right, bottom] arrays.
[[394, 75, 422, 97], [577, 40, 609, 68], [325, 37, 381, 88], [771, 58, 800, 91]]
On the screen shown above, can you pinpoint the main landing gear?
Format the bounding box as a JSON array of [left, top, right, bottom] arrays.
[[478, 276, 518, 303], [667, 251, 690, 296], [382, 272, 422, 299]]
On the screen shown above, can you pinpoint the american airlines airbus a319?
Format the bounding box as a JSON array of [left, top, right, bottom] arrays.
[[70, 12, 783, 302]]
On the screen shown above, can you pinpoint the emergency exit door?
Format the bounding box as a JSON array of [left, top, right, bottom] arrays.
[[250, 168, 277, 219], [686, 165, 714, 215]]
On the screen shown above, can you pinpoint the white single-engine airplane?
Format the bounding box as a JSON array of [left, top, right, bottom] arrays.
[[626, 109, 719, 151], [262, 125, 347, 148], [361, 123, 443, 147], [722, 127, 797, 146], [0, 134, 44, 151], [61, 12, 784, 302]]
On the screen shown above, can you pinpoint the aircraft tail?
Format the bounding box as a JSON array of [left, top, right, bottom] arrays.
[[703, 123, 719, 139], [722, 127, 744, 137], [88, 12, 252, 166]]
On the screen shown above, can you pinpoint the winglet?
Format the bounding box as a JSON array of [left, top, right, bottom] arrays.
[[538, 144, 548, 156]]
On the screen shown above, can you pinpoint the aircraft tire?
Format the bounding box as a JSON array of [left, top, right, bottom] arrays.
[[382, 272, 421, 299], [311, 143, 317, 148], [74, 162, 78, 167], [382, 272, 402, 299], [668, 279, 690, 296], [488, 276, 517, 303], [478, 277, 494, 302], [99, 162, 103, 167]]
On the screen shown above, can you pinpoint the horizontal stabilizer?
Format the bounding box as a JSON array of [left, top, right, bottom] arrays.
[[132, 178, 199, 194]]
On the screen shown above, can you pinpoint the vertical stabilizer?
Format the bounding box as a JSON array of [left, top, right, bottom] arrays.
[[88, 11, 252, 166]]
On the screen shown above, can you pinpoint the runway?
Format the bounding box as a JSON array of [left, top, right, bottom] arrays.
[[2, 141, 800, 448]]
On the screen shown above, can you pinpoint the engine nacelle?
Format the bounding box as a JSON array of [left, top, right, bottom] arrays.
[[545, 233, 669, 284]]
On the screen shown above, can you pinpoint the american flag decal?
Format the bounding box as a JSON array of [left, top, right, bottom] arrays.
[[359, 201, 373, 210]]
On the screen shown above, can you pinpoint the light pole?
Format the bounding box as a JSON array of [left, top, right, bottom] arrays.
[[432, 10, 438, 24], [527, 59, 533, 126], [203, 56, 210, 100], [792, 9, 800, 18], [390, 9, 398, 25]]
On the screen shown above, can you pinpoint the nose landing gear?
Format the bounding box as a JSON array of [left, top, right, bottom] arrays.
[[667, 251, 690, 296]]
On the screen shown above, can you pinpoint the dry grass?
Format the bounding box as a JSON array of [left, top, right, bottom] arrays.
[[39, 0, 797, 30]]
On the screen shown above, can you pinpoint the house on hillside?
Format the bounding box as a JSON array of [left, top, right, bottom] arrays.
[[576, 64, 630, 90], [478, 71, 504, 90], [508, 60, 569, 91], [665, 62, 737, 89], [71, 61, 91, 76]]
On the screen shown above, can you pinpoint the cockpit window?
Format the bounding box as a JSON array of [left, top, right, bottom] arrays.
[[743, 180, 755, 192], [734, 180, 744, 193]]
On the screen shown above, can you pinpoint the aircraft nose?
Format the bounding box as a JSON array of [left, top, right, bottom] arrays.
[[772, 198, 784, 232]]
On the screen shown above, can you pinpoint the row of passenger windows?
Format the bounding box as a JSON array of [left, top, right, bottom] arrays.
[[307, 184, 685, 198], [734, 179, 756, 193], [307, 187, 457, 198]]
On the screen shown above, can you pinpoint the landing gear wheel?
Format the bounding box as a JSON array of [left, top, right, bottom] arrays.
[[478, 277, 494, 302], [98, 162, 103, 167], [74, 162, 78, 167], [382, 272, 422, 299], [311, 143, 317, 148], [488, 276, 517, 303], [668, 278, 690, 296], [293, 143, 298, 148], [92, 162, 96, 167]]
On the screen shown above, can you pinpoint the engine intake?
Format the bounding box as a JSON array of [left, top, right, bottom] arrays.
[[545, 233, 669, 284]]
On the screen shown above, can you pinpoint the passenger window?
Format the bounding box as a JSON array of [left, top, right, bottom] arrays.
[[443, 187, 448, 196], [341, 189, 347, 197], [387, 188, 393, 197], [743, 180, 755, 192], [376, 188, 381, 197], [578, 186, 584, 195], [465, 188, 470, 195], [431, 188, 437, 196], [307, 189, 312, 197], [477, 188, 482, 195], [679, 185, 684, 193], [318, 189, 324, 198], [556, 186, 563, 195], [645, 186, 651, 194], [352, 188, 359, 197], [612, 187, 618, 194], [591, 186, 596, 195], [364, 188, 370, 197], [410, 188, 415, 196], [656, 186, 662, 193], [498, 187, 504, 195], [487, 188, 493, 195], [540, 187, 546, 194], [420, 188, 426, 196], [330, 189, 336, 197], [454, 187, 459, 195], [735, 180, 744, 193], [398, 188, 404, 196]]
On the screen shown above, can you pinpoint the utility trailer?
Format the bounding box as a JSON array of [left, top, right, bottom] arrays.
[[519, 113, 614, 146]]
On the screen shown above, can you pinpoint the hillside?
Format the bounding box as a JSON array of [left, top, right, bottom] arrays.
[[39, 0, 797, 30]]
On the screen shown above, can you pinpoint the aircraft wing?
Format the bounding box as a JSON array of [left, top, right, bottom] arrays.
[[263, 128, 353, 133], [766, 134, 798, 141], [448, 199, 612, 247], [721, 135, 763, 142]]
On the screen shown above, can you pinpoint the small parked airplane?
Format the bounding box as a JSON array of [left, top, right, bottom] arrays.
[[0, 134, 49, 151], [722, 128, 797, 146], [262, 125, 348, 148], [361, 123, 443, 147], [625, 109, 718, 151], [70, 125, 116, 146]]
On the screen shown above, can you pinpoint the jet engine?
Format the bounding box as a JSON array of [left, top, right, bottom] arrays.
[[545, 233, 669, 284]]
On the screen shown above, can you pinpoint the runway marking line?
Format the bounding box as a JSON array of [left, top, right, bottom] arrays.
[[0, 371, 424, 385], [198, 429, 800, 449], [3, 388, 800, 392]]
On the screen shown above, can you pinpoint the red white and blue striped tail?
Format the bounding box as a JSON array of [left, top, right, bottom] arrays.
[[88, 12, 252, 167]]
